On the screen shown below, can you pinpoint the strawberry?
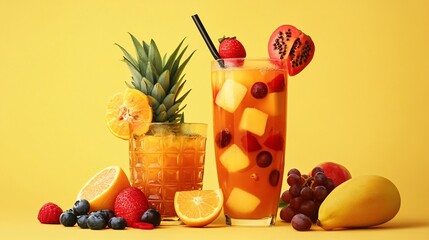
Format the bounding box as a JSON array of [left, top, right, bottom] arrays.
[[241, 132, 262, 152], [264, 132, 284, 151], [130, 222, 155, 230], [37, 202, 63, 224], [114, 187, 149, 225], [267, 74, 285, 92], [218, 36, 246, 66]]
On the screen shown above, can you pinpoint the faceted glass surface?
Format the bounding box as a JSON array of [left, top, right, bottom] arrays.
[[129, 123, 207, 218]]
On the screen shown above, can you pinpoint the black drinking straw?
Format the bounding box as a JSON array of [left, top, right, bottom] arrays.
[[191, 14, 224, 68]]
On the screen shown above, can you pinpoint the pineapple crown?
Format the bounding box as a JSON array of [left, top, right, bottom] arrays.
[[116, 33, 195, 123]]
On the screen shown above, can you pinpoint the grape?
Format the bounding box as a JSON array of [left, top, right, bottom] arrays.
[[215, 129, 232, 148], [325, 178, 335, 192], [287, 168, 301, 176], [300, 186, 313, 200], [287, 174, 301, 186], [281, 190, 291, 204], [313, 172, 327, 186], [289, 196, 303, 210], [280, 206, 295, 222], [289, 185, 302, 197], [291, 214, 312, 231], [280, 167, 338, 227], [256, 151, 272, 168], [301, 174, 312, 187], [314, 185, 328, 202], [311, 167, 324, 177], [298, 200, 317, 217], [251, 82, 268, 99]]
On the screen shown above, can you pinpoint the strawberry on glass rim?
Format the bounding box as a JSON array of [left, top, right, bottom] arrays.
[[218, 36, 246, 67]]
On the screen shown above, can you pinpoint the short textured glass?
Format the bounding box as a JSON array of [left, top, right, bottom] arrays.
[[129, 123, 207, 220]]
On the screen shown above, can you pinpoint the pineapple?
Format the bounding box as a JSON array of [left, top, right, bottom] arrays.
[[116, 33, 194, 123]]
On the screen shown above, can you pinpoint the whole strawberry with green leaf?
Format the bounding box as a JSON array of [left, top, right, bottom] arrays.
[[218, 36, 246, 66]]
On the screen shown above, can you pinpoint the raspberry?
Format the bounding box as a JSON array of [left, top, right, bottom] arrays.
[[114, 187, 149, 225], [37, 202, 63, 224]]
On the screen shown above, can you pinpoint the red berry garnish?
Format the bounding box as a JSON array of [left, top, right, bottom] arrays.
[[241, 132, 261, 152], [267, 74, 285, 92], [218, 36, 246, 67], [264, 132, 284, 151]]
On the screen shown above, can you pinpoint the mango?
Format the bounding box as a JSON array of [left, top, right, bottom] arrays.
[[318, 175, 401, 230]]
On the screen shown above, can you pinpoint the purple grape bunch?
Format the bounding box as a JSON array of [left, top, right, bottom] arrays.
[[280, 167, 336, 231]]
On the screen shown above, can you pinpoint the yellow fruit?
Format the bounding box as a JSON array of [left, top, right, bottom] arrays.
[[318, 175, 401, 230], [174, 189, 223, 227], [77, 166, 131, 212], [106, 88, 153, 140], [219, 144, 250, 173]]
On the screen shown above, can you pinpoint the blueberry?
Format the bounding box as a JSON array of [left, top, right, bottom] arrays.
[[87, 212, 107, 230], [95, 210, 115, 221], [256, 151, 272, 168], [73, 199, 90, 216], [108, 217, 127, 230], [141, 208, 161, 227], [60, 210, 77, 227], [251, 82, 268, 99], [77, 215, 89, 229]]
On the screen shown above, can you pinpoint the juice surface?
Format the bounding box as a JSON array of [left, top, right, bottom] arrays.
[[212, 62, 287, 220]]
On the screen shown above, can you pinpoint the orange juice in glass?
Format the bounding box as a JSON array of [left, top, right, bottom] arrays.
[[129, 123, 207, 221], [211, 59, 287, 226]]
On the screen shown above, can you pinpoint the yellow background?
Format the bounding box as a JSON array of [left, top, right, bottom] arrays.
[[1, 0, 428, 239]]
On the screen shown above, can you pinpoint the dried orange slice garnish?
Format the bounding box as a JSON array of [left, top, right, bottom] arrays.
[[106, 88, 153, 140]]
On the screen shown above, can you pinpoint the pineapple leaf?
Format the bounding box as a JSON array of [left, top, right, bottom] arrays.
[[170, 45, 188, 85], [169, 75, 185, 94], [175, 88, 191, 104], [163, 38, 186, 72], [172, 50, 195, 85], [124, 59, 143, 89], [167, 104, 187, 122], [162, 93, 175, 109], [148, 39, 162, 75], [143, 41, 150, 55], [151, 83, 166, 103], [125, 81, 135, 89], [141, 77, 154, 94], [147, 95, 160, 112], [145, 62, 154, 84], [155, 112, 168, 122], [166, 102, 181, 119], [155, 104, 167, 115], [162, 53, 167, 65], [116, 44, 139, 71], [129, 33, 148, 64], [157, 70, 170, 93]]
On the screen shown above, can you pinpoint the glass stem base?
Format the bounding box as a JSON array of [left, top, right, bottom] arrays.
[[225, 215, 275, 227]]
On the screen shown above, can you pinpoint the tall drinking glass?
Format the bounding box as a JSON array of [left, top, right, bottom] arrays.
[[211, 59, 287, 226]]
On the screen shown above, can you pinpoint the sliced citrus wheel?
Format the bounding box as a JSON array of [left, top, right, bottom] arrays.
[[106, 88, 153, 140], [174, 189, 224, 227], [77, 166, 130, 212]]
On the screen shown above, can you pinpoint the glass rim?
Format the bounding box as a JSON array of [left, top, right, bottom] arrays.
[[144, 122, 208, 126], [212, 58, 287, 62]]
